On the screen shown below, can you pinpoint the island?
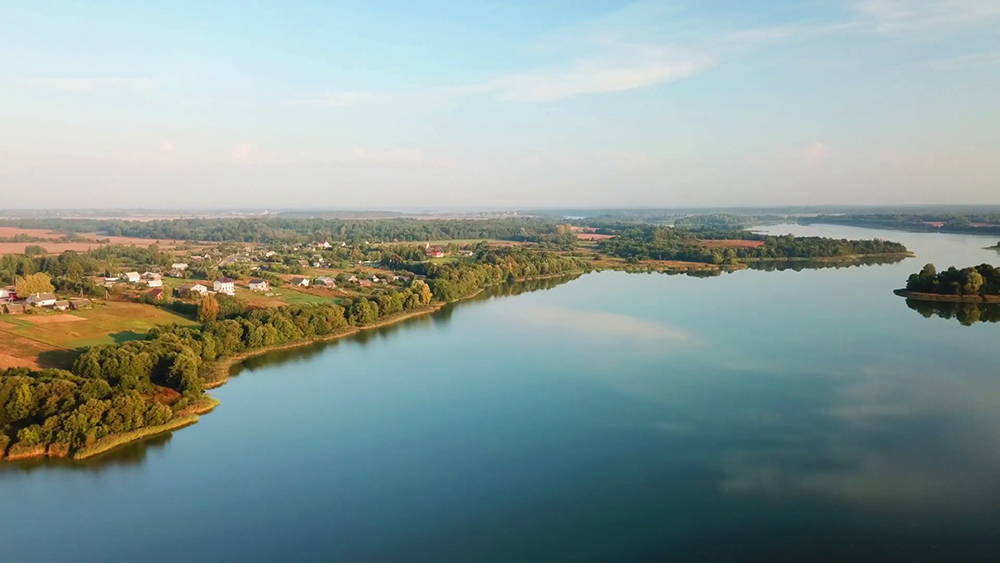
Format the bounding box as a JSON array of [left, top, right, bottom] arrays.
[[894, 263, 1000, 303], [1, 216, 913, 461]]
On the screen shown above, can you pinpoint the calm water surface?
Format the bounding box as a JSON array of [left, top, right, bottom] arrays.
[[3, 224, 1000, 562]]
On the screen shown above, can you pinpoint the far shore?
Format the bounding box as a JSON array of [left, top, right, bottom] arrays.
[[894, 289, 1000, 303]]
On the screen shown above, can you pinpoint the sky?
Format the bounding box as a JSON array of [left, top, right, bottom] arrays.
[[1, 0, 998, 209]]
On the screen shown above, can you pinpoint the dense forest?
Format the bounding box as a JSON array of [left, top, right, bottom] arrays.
[[905, 263, 1000, 297], [801, 214, 1000, 235], [385, 245, 585, 301], [0, 217, 566, 244], [596, 226, 908, 264]]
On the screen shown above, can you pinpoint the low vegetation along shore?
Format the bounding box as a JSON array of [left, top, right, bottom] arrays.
[[1, 216, 913, 462]]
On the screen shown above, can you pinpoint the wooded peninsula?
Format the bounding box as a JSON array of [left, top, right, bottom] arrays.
[[0, 217, 912, 461], [897, 263, 1000, 303]]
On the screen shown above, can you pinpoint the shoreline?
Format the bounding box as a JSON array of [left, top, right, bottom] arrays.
[[893, 289, 1000, 303], [203, 302, 448, 389], [2, 397, 220, 462]]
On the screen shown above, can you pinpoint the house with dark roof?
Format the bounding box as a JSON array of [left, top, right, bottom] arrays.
[[214, 278, 236, 295], [249, 279, 269, 292]]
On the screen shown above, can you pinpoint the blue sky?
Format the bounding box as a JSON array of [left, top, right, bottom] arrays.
[[1, 0, 998, 209]]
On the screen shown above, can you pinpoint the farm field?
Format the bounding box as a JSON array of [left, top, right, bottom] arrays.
[[0, 301, 198, 352]]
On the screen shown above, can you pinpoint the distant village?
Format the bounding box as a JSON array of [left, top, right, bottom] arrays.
[[1, 239, 452, 316]]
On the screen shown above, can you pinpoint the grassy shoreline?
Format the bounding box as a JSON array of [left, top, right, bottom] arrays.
[[893, 289, 1000, 303], [2, 397, 220, 462]]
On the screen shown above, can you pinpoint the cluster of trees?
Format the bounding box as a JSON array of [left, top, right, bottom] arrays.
[[0, 251, 106, 297], [597, 226, 907, 264], [801, 214, 1000, 235], [0, 368, 178, 458], [0, 218, 566, 245], [415, 247, 584, 301], [905, 263, 1000, 296]]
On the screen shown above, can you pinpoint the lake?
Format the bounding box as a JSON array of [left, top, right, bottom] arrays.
[[3, 224, 1000, 562]]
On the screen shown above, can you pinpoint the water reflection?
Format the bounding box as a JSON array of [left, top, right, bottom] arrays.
[[234, 274, 582, 376], [746, 255, 907, 272], [904, 299, 1000, 325]]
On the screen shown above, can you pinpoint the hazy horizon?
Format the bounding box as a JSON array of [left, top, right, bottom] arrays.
[[2, 1, 998, 208]]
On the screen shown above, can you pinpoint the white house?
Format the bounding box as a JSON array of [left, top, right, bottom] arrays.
[[289, 277, 310, 287], [249, 279, 269, 292], [27, 292, 57, 307], [0, 287, 12, 300], [317, 241, 333, 249], [171, 263, 189, 271], [264, 251, 278, 258], [122, 272, 141, 283], [145, 279, 163, 288], [213, 278, 236, 296], [177, 283, 208, 296], [315, 276, 335, 287]]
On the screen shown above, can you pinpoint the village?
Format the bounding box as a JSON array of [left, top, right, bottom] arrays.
[[0, 237, 463, 370]]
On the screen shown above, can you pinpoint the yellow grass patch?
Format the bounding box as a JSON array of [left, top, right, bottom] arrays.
[[21, 314, 86, 325]]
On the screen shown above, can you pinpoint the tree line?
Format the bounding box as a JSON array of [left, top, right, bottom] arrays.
[[0, 217, 566, 244], [905, 263, 1000, 296], [597, 226, 908, 265]]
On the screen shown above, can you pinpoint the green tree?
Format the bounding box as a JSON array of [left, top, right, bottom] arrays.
[[15, 272, 55, 296], [411, 279, 433, 304], [198, 294, 220, 322]]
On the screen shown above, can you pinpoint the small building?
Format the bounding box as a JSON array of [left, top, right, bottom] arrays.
[[145, 278, 163, 288], [177, 283, 208, 297], [122, 272, 141, 283], [214, 278, 236, 296], [27, 292, 58, 307], [0, 287, 12, 301], [347, 275, 360, 284], [289, 277, 310, 287], [147, 288, 164, 301], [142, 272, 161, 280], [53, 300, 70, 311], [3, 303, 25, 315], [298, 259, 310, 267], [69, 298, 92, 310], [249, 279, 269, 292], [317, 241, 333, 250], [265, 251, 278, 258], [315, 276, 335, 287], [425, 247, 446, 259], [171, 263, 189, 271]]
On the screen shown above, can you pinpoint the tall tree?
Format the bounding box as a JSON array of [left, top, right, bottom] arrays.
[[198, 294, 220, 323], [15, 272, 55, 296]]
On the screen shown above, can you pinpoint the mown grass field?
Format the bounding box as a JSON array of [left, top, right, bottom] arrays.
[[1, 301, 198, 351]]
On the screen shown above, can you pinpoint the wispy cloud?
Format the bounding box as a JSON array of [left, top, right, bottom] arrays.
[[481, 56, 711, 102], [800, 142, 829, 163], [850, 0, 1000, 33], [231, 143, 252, 161], [922, 50, 1000, 70], [16, 78, 151, 92], [291, 92, 392, 107]]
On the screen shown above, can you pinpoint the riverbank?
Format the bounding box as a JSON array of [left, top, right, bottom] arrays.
[[202, 302, 449, 389], [894, 289, 1000, 303], [741, 252, 915, 263], [1, 397, 220, 462]]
